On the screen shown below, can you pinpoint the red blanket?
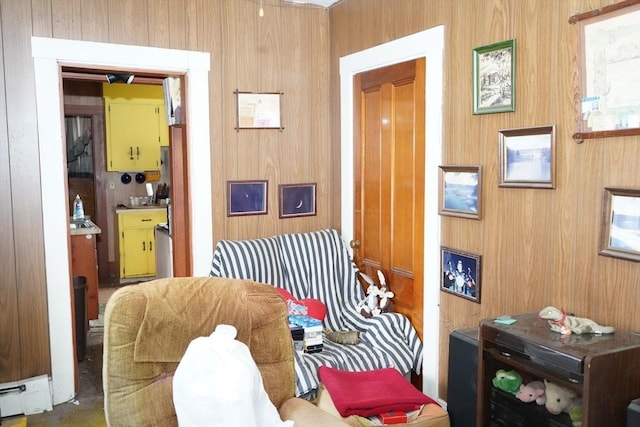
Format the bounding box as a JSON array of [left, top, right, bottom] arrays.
[[318, 366, 437, 417]]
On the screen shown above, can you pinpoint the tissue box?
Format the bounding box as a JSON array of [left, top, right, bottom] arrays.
[[289, 315, 323, 353], [289, 324, 304, 352]]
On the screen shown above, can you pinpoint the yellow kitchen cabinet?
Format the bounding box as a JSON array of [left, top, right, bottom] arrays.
[[104, 84, 169, 172], [117, 209, 167, 279]]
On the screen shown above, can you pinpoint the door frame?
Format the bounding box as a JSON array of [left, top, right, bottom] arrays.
[[339, 26, 444, 398], [32, 37, 212, 405]]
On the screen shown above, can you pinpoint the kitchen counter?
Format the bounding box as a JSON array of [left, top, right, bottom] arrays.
[[116, 204, 167, 214], [69, 218, 102, 236]]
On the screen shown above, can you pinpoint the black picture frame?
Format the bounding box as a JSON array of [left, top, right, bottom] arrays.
[[473, 39, 516, 115], [498, 125, 556, 189], [438, 165, 482, 220], [279, 183, 317, 218], [227, 180, 268, 216], [599, 187, 640, 262], [440, 247, 481, 303]]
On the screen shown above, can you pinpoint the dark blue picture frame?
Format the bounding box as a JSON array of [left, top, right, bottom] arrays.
[[227, 180, 268, 216]]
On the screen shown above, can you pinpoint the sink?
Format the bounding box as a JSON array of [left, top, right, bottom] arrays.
[[70, 218, 101, 235], [70, 219, 93, 229]]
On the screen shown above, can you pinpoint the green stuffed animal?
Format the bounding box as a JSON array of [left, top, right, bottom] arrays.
[[492, 369, 523, 394]]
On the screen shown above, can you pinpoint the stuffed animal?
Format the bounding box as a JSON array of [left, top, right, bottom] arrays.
[[356, 277, 379, 318], [515, 380, 546, 405], [374, 270, 394, 314], [492, 369, 522, 395], [538, 306, 615, 335], [543, 380, 583, 427], [356, 270, 394, 317]]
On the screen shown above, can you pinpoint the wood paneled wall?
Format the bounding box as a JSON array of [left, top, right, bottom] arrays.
[[329, 0, 640, 398], [0, 0, 329, 384], [1, 0, 638, 404]]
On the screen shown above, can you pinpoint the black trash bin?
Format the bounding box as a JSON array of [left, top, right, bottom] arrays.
[[73, 276, 88, 362]]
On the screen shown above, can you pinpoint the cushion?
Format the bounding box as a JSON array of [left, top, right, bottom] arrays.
[[318, 367, 437, 417], [275, 287, 327, 322]]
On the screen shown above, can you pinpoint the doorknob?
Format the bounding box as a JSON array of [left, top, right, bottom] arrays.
[[350, 239, 360, 249]]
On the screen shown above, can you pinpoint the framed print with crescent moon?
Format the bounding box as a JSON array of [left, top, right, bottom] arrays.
[[227, 180, 268, 216], [279, 183, 316, 218]]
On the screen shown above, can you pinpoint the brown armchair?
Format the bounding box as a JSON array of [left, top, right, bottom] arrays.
[[102, 277, 354, 426]]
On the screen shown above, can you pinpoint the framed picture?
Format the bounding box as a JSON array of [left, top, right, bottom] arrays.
[[227, 180, 268, 216], [599, 187, 640, 262], [438, 165, 482, 219], [473, 39, 516, 114], [440, 247, 481, 303], [570, 1, 640, 142], [279, 183, 317, 218], [498, 125, 556, 189], [235, 91, 283, 130]]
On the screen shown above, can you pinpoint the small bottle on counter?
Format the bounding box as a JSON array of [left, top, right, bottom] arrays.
[[73, 195, 85, 220]]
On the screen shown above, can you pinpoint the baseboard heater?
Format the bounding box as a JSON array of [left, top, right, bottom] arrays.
[[0, 375, 52, 419]]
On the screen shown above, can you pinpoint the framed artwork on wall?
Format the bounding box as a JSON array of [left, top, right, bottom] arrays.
[[570, 0, 640, 142], [599, 187, 640, 262], [227, 180, 268, 216], [279, 183, 316, 218], [498, 125, 556, 189], [438, 165, 482, 219], [473, 39, 516, 114], [235, 91, 283, 130], [440, 247, 481, 303]]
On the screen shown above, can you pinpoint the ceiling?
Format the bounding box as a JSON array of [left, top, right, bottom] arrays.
[[284, 0, 341, 7]]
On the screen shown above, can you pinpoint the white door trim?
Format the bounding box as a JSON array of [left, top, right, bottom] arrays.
[[31, 37, 212, 405], [339, 26, 444, 398]]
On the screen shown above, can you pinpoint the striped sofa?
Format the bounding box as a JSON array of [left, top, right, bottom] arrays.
[[209, 228, 423, 398]]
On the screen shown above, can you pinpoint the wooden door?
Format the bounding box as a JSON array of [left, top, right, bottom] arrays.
[[353, 59, 425, 340]]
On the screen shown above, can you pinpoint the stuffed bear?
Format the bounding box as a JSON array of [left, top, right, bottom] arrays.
[[515, 380, 546, 405], [543, 379, 583, 427], [492, 369, 522, 395]]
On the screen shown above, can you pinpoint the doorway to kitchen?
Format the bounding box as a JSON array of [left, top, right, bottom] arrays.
[[64, 80, 173, 282], [32, 36, 212, 405]]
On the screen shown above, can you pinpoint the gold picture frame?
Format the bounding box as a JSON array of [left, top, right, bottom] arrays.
[[235, 90, 283, 130]]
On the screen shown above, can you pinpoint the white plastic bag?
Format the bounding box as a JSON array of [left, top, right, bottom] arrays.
[[173, 324, 294, 427]]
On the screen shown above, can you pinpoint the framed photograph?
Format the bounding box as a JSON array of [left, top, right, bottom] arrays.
[[599, 187, 640, 262], [227, 180, 268, 216], [473, 39, 516, 114], [570, 1, 640, 142], [498, 125, 556, 189], [235, 91, 283, 130], [440, 247, 481, 303], [438, 166, 482, 219], [279, 183, 317, 218]]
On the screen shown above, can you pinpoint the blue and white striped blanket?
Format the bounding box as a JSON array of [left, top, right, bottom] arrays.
[[209, 228, 423, 398]]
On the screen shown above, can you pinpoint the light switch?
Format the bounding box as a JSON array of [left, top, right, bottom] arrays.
[[109, 180, 115, 189]]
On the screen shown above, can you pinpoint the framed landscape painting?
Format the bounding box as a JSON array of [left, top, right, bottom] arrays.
[[599, 187, 640, 262], [438, 166, 482, 220], [473, 39, 516, 114]]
